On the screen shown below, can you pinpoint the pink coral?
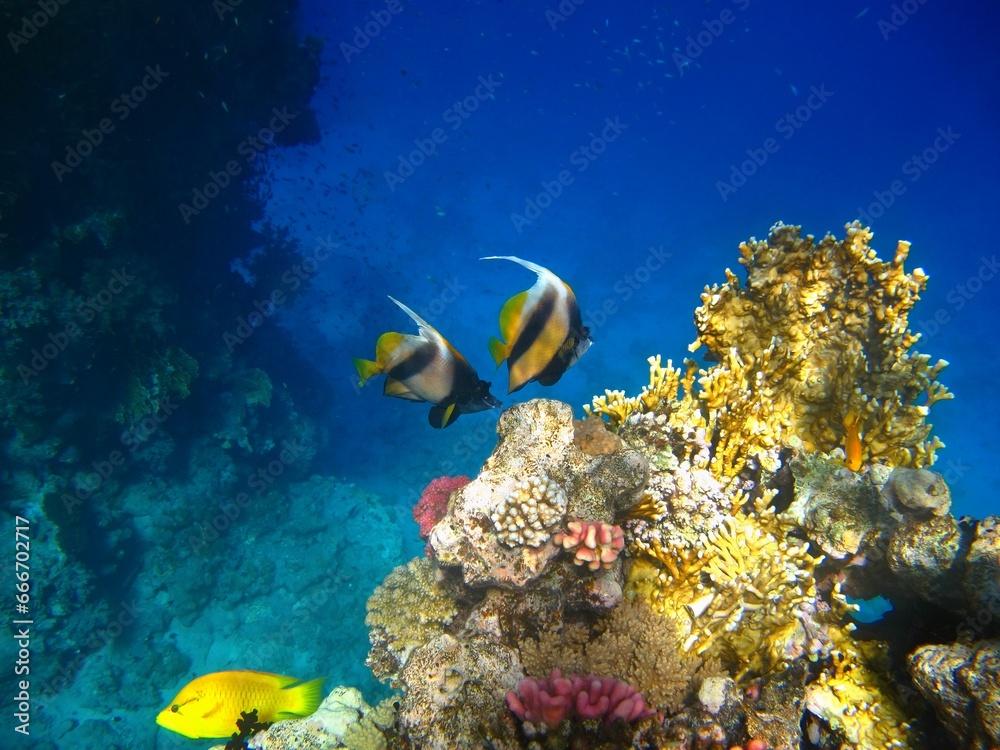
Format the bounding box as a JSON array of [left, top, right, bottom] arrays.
[[553, 520, 625, 570], [505, 669, 654, 728], [413, 475, 470, 539]]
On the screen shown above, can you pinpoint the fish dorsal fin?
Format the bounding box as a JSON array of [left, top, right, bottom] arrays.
[[480, 255, 564, 291], [384, 377, 425, 401], [387, 295, 468, 363], [387, 295, 443, 343], [497, 290, 530, 344]]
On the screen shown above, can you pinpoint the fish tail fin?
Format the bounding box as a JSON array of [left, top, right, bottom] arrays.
[[428, 402, 460, 428], [282, 677, 325, 718], [488, 337, 509, 366], [353, 358, 381, 386]]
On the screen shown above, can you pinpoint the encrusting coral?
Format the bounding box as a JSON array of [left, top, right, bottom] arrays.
[[490, 475, 568, 548]]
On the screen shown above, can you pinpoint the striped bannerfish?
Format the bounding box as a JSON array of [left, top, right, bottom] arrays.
[[483, 256, 591, 393], [353, 296, 500, 428]]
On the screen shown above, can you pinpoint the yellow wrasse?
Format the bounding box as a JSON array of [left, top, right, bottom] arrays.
[[156, 670, 324, 739], [482, 256, 591, 393], [843, 412, 863, 471]]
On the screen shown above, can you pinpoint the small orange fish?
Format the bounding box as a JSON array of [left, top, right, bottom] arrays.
[[843, 412, 863, 471]]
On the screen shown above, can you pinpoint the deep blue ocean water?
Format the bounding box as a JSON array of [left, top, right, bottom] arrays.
[[271, 0, 999, 517], [4, 1, 999, 748]]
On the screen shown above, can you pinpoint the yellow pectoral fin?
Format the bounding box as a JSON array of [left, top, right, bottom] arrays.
[[498, 290, 529, 342], [353, 358, 381, 386], [488, 337, 509, 366]]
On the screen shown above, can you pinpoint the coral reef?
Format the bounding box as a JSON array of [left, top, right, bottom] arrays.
[[413, 476, 470, 539], [234, 223, 995, 750]]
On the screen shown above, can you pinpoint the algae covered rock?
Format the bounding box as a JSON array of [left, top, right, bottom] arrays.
[[246, 686, 398, 750], [963, 516, 1000, 621], [881, 466, 952, 516], [886, 514, 966, 607], [908, 639, 1000, 749], [429, 399, 646, 589], [397, 633, 522, 750]]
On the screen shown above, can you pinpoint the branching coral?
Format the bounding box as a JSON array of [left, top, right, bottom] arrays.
[[553, 520, 625, 570], [690, 221, 951, 468], [490, 475, 567, 548], [365, 557, 458, 683]]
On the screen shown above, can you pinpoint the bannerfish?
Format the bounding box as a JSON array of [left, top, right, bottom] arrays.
[[354, 296, 501, 428], [483, 256, 592, 393], [155, 670, 324, 739]]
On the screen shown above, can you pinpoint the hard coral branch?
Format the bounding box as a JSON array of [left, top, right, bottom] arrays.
[[506, 669, 654, 729], [553, 520, 625, 570]]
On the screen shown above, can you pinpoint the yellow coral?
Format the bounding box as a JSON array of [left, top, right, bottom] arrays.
[[365, 558, 458, 681], [628, 494, 839, 675], [804, 627, 917, 749], [690, 221, 951, 468]]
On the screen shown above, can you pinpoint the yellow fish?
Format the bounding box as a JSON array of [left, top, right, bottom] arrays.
[[354, 296, 500, 428], [155, 670, 324, 739], [483, 256, 591, 393]]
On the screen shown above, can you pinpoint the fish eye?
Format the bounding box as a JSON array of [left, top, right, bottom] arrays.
[[170, 705, 179, 713]]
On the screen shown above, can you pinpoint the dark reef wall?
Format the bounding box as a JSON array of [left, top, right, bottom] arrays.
[[0, 0, 329, 697]]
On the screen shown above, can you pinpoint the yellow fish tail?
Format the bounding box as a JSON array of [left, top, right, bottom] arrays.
[[488, 337, 509, 366], [281, 676, 325, 717], [353, 357, 381, 386]]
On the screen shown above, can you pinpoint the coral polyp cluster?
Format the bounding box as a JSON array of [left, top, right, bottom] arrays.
[[553, 520, 625, 570], [505, 669, 654, 729], [490, 475, 568, 547]]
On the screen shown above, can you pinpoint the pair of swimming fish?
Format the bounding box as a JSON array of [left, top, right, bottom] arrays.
[[353, 256, 592, 428]]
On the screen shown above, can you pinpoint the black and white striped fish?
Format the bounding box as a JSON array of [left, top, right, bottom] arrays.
[[353, 296, 501, 428], [483, 256, 591, 393]]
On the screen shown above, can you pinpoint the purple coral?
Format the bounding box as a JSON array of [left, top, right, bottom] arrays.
[[505, 669, 654, 728]]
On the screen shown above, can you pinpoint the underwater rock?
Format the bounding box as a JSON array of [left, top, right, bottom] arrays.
[[886, 514, 966, 607], [397, 633, 522, 750], [908, 639, 1000, 749], [785, 453, 890, 561], [246, 686, 397, 750], [429, 399, 646, 589], [881, 466, 951, 516], [963, 516, 1000, 622]]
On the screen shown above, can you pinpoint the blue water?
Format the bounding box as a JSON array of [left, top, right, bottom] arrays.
[[270, 0, 999, 515], [5, 1, 999, 748]]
